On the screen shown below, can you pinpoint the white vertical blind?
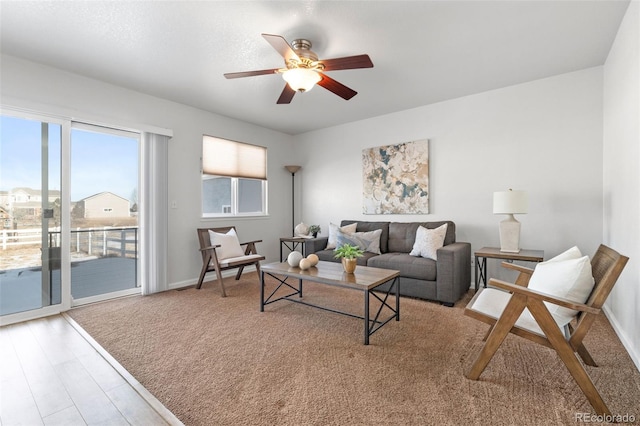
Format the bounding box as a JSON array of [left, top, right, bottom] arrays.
[[140, 132, 169, 295], [202, 135, 267, 180]]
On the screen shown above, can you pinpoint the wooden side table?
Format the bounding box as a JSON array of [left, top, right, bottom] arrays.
[[474, 247, 544, 291], [279, 237, 309, 261]]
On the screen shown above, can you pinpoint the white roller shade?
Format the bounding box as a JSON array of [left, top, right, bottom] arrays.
[[203, 135, 267, 180]]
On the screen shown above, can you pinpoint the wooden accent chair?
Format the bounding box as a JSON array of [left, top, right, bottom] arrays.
[[196, 226, 265, 297], [464, 244, 628, 416]]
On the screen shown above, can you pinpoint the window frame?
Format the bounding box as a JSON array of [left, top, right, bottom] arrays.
[[201, 136, 268, 218]]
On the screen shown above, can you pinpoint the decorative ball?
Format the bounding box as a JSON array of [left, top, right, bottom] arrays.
[[299, 258, 312, 270], [306, 254, 319, 266], [287, 251, 304, 267], [294, 222, 309, 236]]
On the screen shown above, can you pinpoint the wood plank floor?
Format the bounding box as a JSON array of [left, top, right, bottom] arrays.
[[0, 314, 182, 425]]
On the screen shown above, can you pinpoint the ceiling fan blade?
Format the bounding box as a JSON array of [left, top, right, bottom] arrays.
[[224, 68, 280, 79], [262, 33, 300, 62], [277, 84, 296, 104], [321, 54, 374, 71], [317, 73, 357, 100]]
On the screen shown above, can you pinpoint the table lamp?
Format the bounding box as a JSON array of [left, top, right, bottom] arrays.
[[493, 189, 528, 253]]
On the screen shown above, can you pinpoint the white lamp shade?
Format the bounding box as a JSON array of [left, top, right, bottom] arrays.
[[282, 68, 321, 92], [493, 190, 528, 214]]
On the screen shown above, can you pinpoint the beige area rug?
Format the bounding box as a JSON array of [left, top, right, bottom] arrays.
[[68, 273, 640, 425]]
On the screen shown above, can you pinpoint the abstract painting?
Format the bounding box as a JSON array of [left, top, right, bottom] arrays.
[[362, 139, 429, 214]]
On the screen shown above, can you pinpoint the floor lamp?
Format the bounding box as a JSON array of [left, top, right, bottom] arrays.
[[285, 165, 301, 237]]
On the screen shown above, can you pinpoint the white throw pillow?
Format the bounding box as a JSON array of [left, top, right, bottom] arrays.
[[409, 224, 448, 260], [545, 246, 582, 263], [208, 228, 245, 261], [528, 255, 595, 322], [326, 222, 357, 249]]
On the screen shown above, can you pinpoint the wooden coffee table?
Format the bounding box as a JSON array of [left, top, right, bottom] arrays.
[[260, 261, 400, 345]]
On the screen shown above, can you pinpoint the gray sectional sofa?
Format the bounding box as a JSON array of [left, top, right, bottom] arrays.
[[305, 220, 471, 306]]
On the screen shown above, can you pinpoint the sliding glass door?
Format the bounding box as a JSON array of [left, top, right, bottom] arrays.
[[0, 114, 63, 316], [1, 112, 142, 321], [69, 124, 140, 303]]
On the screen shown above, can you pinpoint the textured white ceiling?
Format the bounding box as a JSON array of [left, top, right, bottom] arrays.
[[0, 1, 630, 134]]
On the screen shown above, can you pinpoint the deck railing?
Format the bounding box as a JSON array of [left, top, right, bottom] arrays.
[[0, 228, 42, 249], [1, 226, 137, 258]]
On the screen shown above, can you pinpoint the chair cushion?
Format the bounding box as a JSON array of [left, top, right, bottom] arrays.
[[219, 254, 263, 267], [326, 222, 357, 249], [468, 288, 569, 336], [528, 255, 594, 323], [409, 223, 448, 260], [208, 228, 245, 260]]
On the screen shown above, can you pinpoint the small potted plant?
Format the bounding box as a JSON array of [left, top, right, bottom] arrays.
[[333, 243, 364, 273], [308, 224, 321, 238]]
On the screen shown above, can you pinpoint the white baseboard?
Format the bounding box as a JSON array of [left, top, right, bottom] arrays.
[[602, 304, 640, 373]]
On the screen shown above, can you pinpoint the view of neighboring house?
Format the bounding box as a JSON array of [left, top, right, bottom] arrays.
[[0, 187, 61, 228], [73, 192, 131, 219], [3, 187, 61, 205], [0, 188, 132, 228]]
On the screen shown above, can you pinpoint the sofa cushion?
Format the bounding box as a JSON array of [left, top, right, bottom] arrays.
[[314, 249, 337, 263], [341, 221, 389, 253], [367, 252, 437, 281], [388, 221, 456, 253]]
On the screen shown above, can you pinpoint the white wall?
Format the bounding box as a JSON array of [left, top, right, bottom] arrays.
[[296, 68, 605, 285], [0, 55, 297, 287], [603, 0, 640, 369]]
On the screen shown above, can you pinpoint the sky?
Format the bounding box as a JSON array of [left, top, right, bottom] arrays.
[[1, 115, 138, 202]]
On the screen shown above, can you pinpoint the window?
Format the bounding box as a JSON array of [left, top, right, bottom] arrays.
[[202, 135, 267, 217]]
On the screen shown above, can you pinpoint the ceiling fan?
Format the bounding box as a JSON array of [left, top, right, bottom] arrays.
[[224, 33, 374, 104]]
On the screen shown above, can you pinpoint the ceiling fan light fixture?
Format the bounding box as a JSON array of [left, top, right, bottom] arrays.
[[282, 68, 321, 93], [224, 34, 373, 104]]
